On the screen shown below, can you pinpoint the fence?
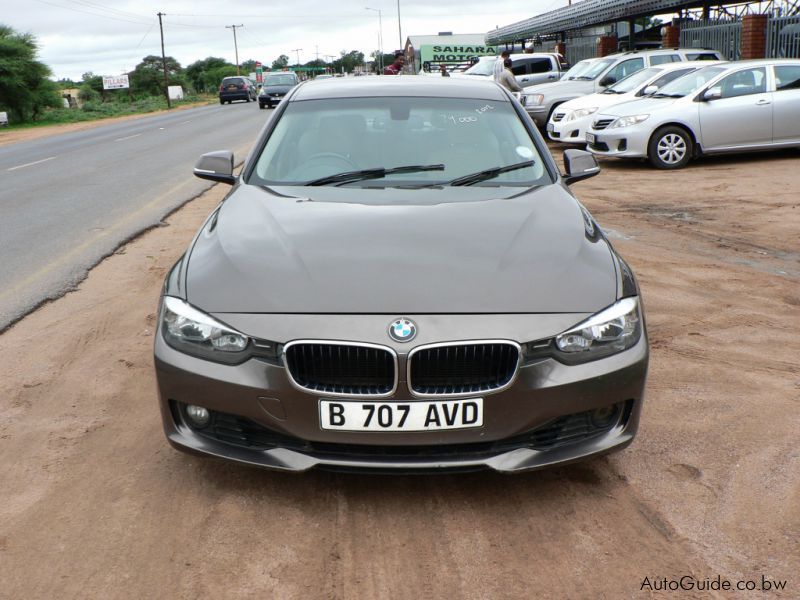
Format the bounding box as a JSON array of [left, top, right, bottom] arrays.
[[679, 20, 742, 60], [565, 35, 600, 65], [767, 15, 800, 58]]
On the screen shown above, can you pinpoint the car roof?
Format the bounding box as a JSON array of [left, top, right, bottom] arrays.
[[291, 76, 509, 101]]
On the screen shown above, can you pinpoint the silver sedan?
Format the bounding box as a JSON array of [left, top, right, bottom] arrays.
[[585, 59, 800, 169]]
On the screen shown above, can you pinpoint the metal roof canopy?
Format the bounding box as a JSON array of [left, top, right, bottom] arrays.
[[486, 0, 722, 43]]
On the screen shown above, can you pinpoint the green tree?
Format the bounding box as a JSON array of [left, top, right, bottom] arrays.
[[240, 59, 259, 74], [186, 57, 234, 93], [271, 54, 289, 70], [332, 50, 365, 74], [130, 54, 185, 98], [0, 24, 62, 122]]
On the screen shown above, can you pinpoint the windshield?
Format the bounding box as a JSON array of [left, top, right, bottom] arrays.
[[249, 97, 549, 188], [264, 74, 296, 86], [654, 66, 726, 97], [462, 57, 497, 76], [606, 67, 662, 93], [562, 58, 614, 80]]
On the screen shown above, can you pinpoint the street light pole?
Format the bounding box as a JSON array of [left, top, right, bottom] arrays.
[[365, 7, 383, 72], [397, 0, 403, 50], [292, 48, 303, 74], [225, 24, 243, 75]]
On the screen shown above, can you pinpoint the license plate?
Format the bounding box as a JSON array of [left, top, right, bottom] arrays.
[[586, 132, 596, 143], [320, 398, 483, 432], [546, 123, 555, 133], [227, 85, 238, 90]]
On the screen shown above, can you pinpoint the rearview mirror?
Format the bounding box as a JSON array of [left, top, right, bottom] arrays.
[[563, 149, 600, 185], [642, 85, 658, 96], [702, 86, 722, 102], [193, 150, 235, 185]]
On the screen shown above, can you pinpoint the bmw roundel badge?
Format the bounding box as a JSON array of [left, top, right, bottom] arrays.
[[388, 318, 417, 343]]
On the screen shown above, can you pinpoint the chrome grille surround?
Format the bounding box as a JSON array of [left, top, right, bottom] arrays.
[[283, 340, 398, 398], [407, 340, 522, 398], [592, 118, 614, 130]]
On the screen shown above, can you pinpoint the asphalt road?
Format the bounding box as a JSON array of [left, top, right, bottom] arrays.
[[0, 101, 268, 331]]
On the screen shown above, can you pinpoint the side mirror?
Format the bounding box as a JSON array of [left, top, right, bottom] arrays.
[[702, 86, 722, 102], [642, 85, 658, 96], [563, 149, 600, 185], [193, 150, 235, 185], [599, 75, 616, 87]]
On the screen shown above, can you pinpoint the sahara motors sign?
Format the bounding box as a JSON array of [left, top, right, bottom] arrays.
[[419, 44, 497, 64], [102, 75, 130, 90]]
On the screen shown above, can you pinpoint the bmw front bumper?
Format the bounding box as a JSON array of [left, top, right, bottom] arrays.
[[155, 312, 649, 473]]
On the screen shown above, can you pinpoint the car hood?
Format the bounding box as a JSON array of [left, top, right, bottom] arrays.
[[524, 79, 594, 97], [596, 96, 680, 118], [561, 90, 637, 112], [185, 184, 617, 314], [260, 84, 294, 95]]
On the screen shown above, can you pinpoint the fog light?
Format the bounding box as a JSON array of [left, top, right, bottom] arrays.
[[186, 404, 210, 428], [590, 404, 619, 429]]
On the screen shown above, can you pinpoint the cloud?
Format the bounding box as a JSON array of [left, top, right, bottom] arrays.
[[7, 0, 560, 80]]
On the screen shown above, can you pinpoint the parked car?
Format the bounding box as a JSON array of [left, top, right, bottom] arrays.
[[547, 61, 721, 144], [453, 53, 568, 88], [258, 72, 299, 109], [585, 59, 800, 168], [218, 76, 257, 104], [154, 77, 649, 473], [521, 48, 724, 126]]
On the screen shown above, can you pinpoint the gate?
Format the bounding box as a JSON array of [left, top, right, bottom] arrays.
[[679, 20, 741, 60], [767, 16, 800, 58]]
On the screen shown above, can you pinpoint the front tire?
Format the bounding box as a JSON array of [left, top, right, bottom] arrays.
[[648, 126, 693, 169], [259, 103, 265, 109]]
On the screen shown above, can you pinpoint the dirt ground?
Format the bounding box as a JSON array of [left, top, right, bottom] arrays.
[[0, 137, 798, 598]]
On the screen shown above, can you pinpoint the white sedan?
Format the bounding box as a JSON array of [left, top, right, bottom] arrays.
[[547, 62, 719, 144], [585, 59, 800, 169]]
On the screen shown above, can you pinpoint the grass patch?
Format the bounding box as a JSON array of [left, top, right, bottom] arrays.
[[1, 95, 216, 130]]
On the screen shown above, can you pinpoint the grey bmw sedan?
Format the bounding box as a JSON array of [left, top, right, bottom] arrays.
[[154, 77, 649, 473]]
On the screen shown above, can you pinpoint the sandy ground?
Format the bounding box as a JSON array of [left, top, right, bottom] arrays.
[[0, 141, 798, 598]]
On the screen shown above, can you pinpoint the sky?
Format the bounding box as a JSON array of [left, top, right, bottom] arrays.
[[4, 0, 570, 81]]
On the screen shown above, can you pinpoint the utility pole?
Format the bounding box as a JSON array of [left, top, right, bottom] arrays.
[[157, 12, 171, 108], [226, 24, 244, 75], [292, 48, 303, 70]]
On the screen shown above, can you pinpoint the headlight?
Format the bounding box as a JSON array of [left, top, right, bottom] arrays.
[[161, 296, 250, 364], [568, 107, 598, 120], [610, 114, 649, 128], [524, 94, 544, 106], [554, 297, 642, 363]]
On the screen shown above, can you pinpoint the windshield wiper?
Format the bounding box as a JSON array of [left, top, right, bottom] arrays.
[[574, 76, 595, 80], [307, 164, 445, 186], [602, 89, 624, 94], [651, 92, 684, 98], [448, 160, 535, 186]]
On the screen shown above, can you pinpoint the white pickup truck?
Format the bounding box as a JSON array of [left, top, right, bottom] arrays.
[[452, 53, 567, 88]]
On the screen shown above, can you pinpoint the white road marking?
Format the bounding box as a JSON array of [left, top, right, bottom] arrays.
[[180, 120, 191, 125], [7, 156, 57, 171], [114, 133, 142, 142]]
